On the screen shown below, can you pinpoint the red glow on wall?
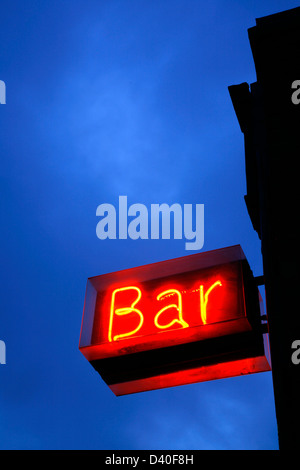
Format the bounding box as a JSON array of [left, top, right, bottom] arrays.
[[79, 245, 271, 395]]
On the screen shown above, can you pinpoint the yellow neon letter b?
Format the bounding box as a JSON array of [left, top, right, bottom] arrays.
[[108, 286, 144, 341]]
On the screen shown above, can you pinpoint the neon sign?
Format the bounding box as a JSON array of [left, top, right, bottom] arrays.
[[79, 245, 271, 395]]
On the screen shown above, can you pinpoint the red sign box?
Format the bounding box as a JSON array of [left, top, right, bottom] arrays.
[[79, 245, 271, 395]]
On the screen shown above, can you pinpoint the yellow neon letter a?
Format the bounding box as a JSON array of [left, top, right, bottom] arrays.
[[200, 280, 222, 325], [154, 289, 189, 330], [108, 286, 144, 342]]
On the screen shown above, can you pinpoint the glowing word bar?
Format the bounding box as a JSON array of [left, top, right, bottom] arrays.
[[108, 280, 222, 342]]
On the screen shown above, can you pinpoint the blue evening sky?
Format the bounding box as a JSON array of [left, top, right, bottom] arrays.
[[1, 0, 297, 450]]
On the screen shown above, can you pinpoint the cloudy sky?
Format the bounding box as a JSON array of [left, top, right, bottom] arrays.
[[1, 0, 297, 450]]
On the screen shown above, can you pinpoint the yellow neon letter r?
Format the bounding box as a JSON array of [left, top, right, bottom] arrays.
[[199, 280, 222, 325]]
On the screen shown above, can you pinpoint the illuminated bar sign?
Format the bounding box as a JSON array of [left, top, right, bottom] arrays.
[[79, 245, 271, 395]]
